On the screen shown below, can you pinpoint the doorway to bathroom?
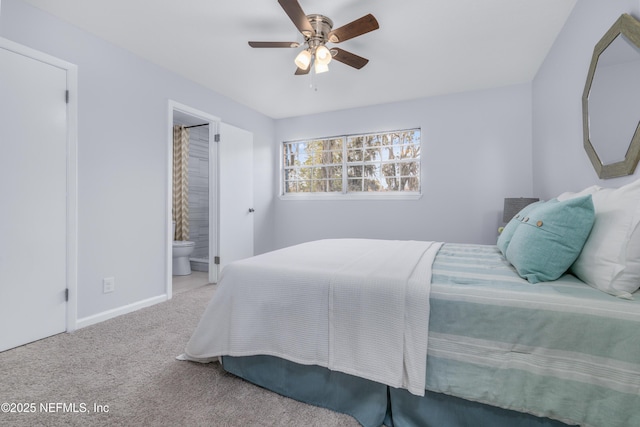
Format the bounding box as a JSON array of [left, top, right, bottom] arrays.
[[167, 101, 255, 298], [169, 103, 218, 294]]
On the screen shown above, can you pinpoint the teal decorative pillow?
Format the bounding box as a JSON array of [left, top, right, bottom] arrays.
[[497, 200, 545, 256], [505, 195, 595, 283]]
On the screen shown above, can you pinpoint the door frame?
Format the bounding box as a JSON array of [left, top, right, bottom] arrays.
[[166, 101, 220, 298], [0, 37, 79, 331]]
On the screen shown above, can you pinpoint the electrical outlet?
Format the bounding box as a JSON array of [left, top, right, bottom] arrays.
[[103, 277, 115, 293]]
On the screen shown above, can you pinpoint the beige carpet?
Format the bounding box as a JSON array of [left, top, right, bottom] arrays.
[[0, 283, 360, 426]]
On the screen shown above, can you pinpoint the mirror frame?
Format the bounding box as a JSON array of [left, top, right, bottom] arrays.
[[582, 13, 640, 179]]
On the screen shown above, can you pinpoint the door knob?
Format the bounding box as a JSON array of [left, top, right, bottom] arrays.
[[248, 208, 255, 213]]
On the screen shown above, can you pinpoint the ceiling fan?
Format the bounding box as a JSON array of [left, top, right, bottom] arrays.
[[248, 0, 379, 75]]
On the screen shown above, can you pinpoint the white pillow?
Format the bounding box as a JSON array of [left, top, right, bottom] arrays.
[[571, 179, 640, 299], [556, 185, 602, 202]]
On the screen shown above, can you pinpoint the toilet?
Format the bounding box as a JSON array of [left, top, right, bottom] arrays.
[[172, 221, 195, 276]]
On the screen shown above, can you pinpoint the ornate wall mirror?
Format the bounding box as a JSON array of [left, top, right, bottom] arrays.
[[582, 13, 640, 179]]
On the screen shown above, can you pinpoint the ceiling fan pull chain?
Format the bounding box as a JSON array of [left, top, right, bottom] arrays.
[[309, 66, 317, 91]]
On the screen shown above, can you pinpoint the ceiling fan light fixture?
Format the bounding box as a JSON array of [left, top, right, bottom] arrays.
[[314, 61, 329, 74], [248, 1, 379, 76], [315, 45, 332, 65], [294, 49, 312, 70]]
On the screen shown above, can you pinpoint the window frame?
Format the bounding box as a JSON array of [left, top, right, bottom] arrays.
[[280, 128, 422, 201]]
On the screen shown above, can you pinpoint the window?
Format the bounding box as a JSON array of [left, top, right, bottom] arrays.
[[282, 128, 421, 198]]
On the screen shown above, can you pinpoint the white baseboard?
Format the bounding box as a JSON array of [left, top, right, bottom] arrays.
[[75, 295, 168, 329]]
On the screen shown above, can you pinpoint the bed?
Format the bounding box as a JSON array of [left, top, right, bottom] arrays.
[[181, 182, 640, 427]]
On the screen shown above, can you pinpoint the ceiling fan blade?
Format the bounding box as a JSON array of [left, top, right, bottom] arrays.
[[278, 0, 314, 36], [295, 66, 310, 75], [328, 14, 379, 43], [248, 41, 300, 48], [331, 48, 369, 69]]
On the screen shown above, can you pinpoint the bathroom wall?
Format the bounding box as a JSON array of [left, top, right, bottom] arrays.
[[187, 125, 209, 263]]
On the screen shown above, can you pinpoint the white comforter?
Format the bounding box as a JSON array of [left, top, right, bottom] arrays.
[[182, 238, 442, 396]]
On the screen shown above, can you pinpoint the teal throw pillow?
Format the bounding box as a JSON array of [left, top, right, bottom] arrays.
[[497, 200, 545, 256], [505, 195, 595, 283]]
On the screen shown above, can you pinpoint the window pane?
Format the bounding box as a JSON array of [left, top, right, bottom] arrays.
[[329, 166, 343, 178], [298, 180, 311, 192], [364, 179, 381, 192], [381, 163, 401, 191], [348, 165, 363, 178], [347, 149, 362, 162], [362, 164, 381, 181], [401, 176, 420, 191], [401, 144, 420, 160], [329, 179, 342, 192], [400, 161, 420, 177], [348, 178, 363, 192], [283, 145, 293, 167], [329, 139, 339, 150], [346, 137, 363, 149], [295, 143, 307, 164], [331, 150, 343, 163], [297, 166, 312, 181], [365, 148, 380, 161]]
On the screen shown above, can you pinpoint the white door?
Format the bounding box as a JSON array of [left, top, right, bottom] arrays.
[[0, 45, 68, 352], [218, 123, 254, 274]]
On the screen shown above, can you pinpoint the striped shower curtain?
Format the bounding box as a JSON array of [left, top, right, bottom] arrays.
[[173, 125, 189, 241]]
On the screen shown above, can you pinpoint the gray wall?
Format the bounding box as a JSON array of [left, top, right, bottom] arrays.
[[532, 0, 640, 198], [274, 83, 535, 249], [0, 0, 276, 320]]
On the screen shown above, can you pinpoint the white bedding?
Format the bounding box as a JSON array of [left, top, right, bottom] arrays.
[[182, 238, 442, 396]]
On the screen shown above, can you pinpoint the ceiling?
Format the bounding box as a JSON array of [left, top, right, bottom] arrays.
[[22, 0, 577, 119]]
